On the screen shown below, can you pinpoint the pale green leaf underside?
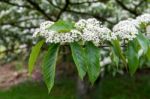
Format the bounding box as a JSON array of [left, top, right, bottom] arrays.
[[28, 40, 44, 74], [127, 42, 139, 75]]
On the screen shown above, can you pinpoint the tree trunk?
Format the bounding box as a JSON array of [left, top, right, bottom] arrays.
[[76, 77, 91, 99], [76, 75, 102, 99]]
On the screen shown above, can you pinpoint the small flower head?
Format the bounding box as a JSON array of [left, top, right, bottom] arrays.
[[40, 21, 54, 30], [33, 21, 54, 38], [86, 18, 101, 27], [33, 20, 82, 44], [32, 28, 40, 37], [79, 18, 116, 46], [113, 19, 138, 40], [98, 27, 117, 41], [136, 13, 150, 25], [75, 19, 86, 30]]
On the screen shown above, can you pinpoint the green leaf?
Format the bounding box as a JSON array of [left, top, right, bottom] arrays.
[[146, 46, 150, 61], [28, 40, 44, 74], [136, 33, 149, 53], [111, 40, 127, 66], [85, 42, 100, 84], [126, 42, 139, 75], [145, 40, 150, 61], [111, 40, 122, 56], [70, 42, 86, 80], [111, 47, 119, 67], [49, 20, 74, 33], [131, 39, 140, 53], [42, 44, 59, 93]]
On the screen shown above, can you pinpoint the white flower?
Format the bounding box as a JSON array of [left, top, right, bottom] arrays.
[[128, 18, 140, 28], [75, 18, 101, 30], [45, 29, 81, 44], [75, 19, 86, 30], [98, 27, 117, 41], [146, 25, 150, 34], [79, 18, 116, 46], [45, 30, 57, 43], [82, 27, 99, 42], [113, 19, 138, 40], [32, 28, 40, 37], [33, 20, 82, 44], [33, 21, 54, 37], [136, 13, 150, 24], [86, 18, 101, 27], [33, 18, 116, 45], [40, 21, 54, 30]]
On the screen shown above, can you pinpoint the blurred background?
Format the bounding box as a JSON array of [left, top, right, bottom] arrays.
[[0, 0, 150, 99]]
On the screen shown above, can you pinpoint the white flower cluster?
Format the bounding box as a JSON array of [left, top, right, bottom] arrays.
[[46, 29, 81, 44], [113, 13, 150, 40], [33, 19, 116, 46], [113, 19, 138, 40], [33, 21, 81, 44], [75, 18, 116, 46], [33, 13, 150, 45], [136, 13, 150, 24], [33, 21, 54, 37]]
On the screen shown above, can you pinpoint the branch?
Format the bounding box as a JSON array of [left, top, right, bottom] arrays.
[[26, 0, 53, 21], [134, 0, 145, 10], [115, 0, 139, 16], [93, 15, 115, 25], [48, 0, 70, 21], [47, 0, 61, 9], [55, 0, 70, 21]]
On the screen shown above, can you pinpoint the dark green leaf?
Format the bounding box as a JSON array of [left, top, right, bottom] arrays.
[[111, 40, 127, 66], [126, 42, 139, 75], [42, 44, 59, 93], [85, 42, 100, 84], [146, 46, 150, 61], [28, 40, 44, 74], [49, 20, 74, 33], [70, 42, 86, 80]]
